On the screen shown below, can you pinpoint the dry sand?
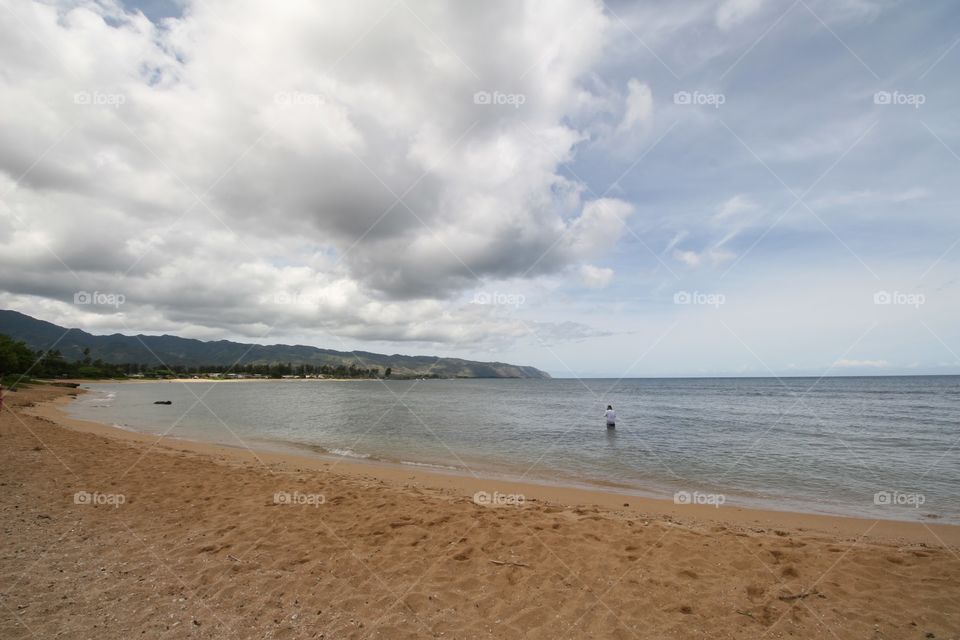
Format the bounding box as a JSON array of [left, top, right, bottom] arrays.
[[1, 383, 958, 639]]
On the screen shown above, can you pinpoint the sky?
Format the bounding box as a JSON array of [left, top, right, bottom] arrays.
[[0, 0, 958, 378]]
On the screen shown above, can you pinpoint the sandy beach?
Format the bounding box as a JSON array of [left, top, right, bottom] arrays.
[[2, 383, 958, 639]]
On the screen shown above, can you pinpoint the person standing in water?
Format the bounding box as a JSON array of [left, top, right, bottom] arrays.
[[604, 405, 616, 428]]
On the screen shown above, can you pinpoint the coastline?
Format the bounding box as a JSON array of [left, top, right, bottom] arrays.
[[4, 381, 959, 639], [76, 377, 393, 383], [34, 384, 960, 545]]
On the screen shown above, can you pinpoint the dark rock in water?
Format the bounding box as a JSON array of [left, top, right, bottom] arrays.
[[153, 400, 172, 405]]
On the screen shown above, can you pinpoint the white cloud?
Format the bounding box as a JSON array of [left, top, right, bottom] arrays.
[[579, 264, 614, 289], [716, 0, 765, 31], [811, 187, 930, 209], [656, 195, 767, 275], [662, 230, 688, 254], [672, 246, 734, 268], [617, 79, 653, 132], [0, 0, 629, 344], [673, 249, 702, 268], [566, 198, 634, 259], [833, 358, 890, 368], [715, 194, 760, 221], [766, 115, 878, 162]]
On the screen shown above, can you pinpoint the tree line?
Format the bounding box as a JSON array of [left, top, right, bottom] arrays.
[[0, 333, 391, 381]]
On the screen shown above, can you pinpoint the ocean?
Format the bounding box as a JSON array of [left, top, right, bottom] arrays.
[[66, 376, 960, 523]]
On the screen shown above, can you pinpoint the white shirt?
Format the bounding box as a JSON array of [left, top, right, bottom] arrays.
[[604, 409, 616, 424]]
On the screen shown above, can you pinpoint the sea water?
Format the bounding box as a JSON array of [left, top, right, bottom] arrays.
[[66, 376, 960, 523]]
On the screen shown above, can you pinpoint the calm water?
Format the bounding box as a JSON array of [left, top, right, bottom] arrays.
[[67, 377, 960, 523]]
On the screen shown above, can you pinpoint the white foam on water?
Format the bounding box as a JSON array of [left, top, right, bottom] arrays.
[[84, 390, 116, 407], [328, 448, 370, 460], [400, 460, 459, 471]]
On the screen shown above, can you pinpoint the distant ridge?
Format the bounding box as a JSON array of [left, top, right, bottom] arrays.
[[0, 310, 551, 379]]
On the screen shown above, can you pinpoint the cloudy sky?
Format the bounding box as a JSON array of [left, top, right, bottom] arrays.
[[1, 0, 958, 377]]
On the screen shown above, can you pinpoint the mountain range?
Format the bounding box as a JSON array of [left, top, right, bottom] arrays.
[[0, 310, 550, 379]]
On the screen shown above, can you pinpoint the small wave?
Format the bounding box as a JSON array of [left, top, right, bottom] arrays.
[[400, 460, 459, 471], [82, 390, 116, 407], [328, 448, 371, 460]]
